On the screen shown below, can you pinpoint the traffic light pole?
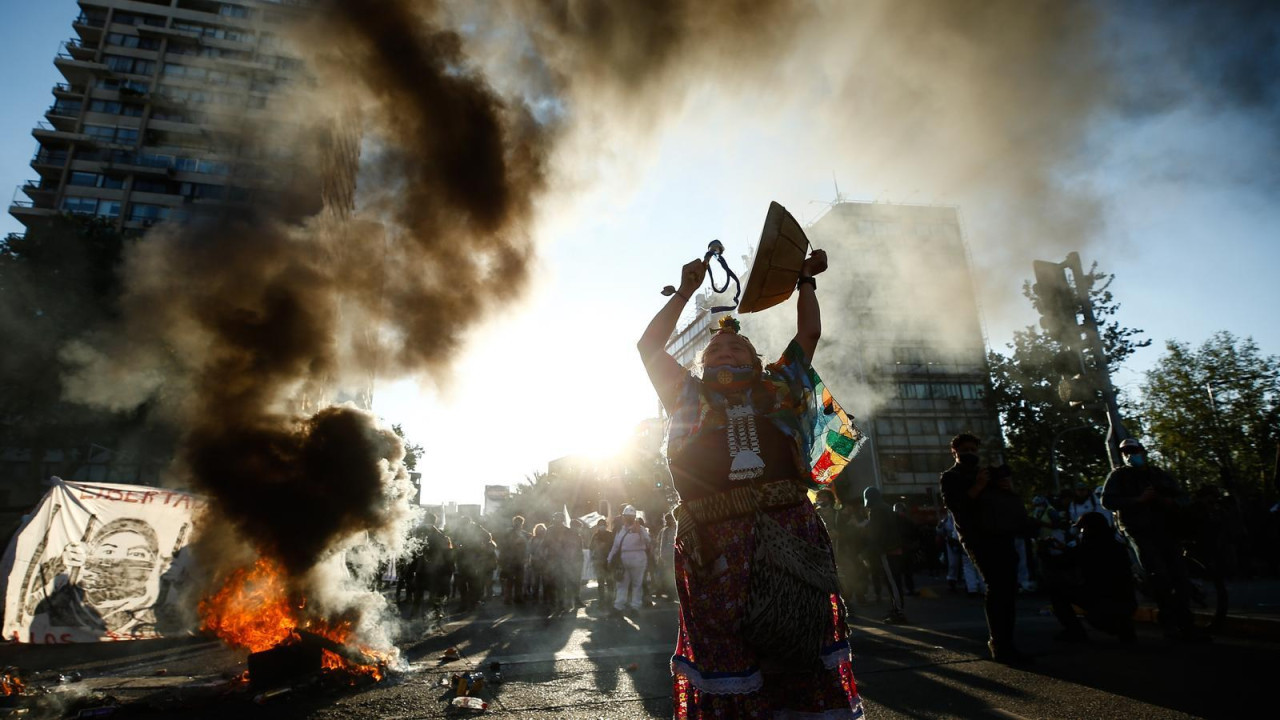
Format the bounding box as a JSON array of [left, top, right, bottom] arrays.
[[1064, 252, 1130, 469]]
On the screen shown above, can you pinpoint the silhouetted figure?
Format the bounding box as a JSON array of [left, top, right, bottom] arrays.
[[940, 433, 1033, 665], [1102, 438, 1208, 643], [1049, 511, 1138, 643]]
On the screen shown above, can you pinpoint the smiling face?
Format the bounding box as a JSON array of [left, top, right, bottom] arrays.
[[701, 333, 758, 369]]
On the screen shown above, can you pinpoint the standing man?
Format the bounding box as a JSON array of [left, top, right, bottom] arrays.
[[498, 516, 529, 605], [606, 505, 650, 618], [1101, 438, 1208, 642], [864, 488, 907, 623], [939, 433, 1033, 665], [589, 519, 616, 609]]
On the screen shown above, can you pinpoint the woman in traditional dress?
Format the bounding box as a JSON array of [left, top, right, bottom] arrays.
[[638, 251, 865, 718]]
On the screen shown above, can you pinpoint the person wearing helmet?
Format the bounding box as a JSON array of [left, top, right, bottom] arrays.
[[1101, 438, 1207, 643]]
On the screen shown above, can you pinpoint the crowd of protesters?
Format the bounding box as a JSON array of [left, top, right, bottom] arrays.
[[389, 507, 678, 620], [389, 432, 1273, 666]]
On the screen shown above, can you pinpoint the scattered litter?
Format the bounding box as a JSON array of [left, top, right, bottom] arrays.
[[253, 687, 292, 704], [442, 646, 460, 661], [154, 669, 168, 677], [626, 663, 639, 671], [449, 695, 487, 711], [74, 708, 117, 719]]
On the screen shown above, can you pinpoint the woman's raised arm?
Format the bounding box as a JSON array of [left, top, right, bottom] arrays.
[[638, 258, 706, 410]]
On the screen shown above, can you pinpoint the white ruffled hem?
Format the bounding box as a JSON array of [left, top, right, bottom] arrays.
[[671, 656, 764, 695]]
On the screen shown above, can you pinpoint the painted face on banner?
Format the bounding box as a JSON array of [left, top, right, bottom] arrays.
[[80, 530, 158, 606]]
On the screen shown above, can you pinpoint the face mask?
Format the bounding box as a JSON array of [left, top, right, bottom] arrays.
[[1124, 453, 1145, 468], [702, 364, 757, 391], [957, 452, 980, 467], [80, 557, 154, 605]]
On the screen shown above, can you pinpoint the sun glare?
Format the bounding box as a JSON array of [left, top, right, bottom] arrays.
[[373, 309, 660, 505]]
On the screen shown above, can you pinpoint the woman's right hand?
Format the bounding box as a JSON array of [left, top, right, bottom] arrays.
[[63, 542, 87, 569], [678, 258, 707, 297]]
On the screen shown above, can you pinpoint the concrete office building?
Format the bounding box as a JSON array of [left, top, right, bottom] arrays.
[[804, 202, 1001, 500]]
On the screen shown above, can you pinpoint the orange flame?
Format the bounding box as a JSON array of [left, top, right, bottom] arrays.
[[199, 557, 385, 682], [1, 670, 24, 696]]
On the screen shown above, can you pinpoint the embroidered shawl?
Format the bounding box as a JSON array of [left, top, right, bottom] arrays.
[[665, 340, 865, 490]]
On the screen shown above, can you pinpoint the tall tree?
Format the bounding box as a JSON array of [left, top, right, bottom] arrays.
[[1140, 332, 1280, 493], [987, 264, 1150, 497]]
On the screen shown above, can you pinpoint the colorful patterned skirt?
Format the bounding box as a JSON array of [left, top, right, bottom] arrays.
[[671, 501, 864, 718]]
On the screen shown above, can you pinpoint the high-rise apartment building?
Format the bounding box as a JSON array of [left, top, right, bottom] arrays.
[[9, 0, 353, 234]]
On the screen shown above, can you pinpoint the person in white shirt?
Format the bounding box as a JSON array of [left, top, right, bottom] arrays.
[[607, 505, 651, 616], [1067, 481, 1113, 527]]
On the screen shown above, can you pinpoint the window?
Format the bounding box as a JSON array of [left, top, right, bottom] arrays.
[[97, 201, 122, 218], [220, 4, 251, 19], [103, 55, 154, 76], [112, 12, 166, 27], [106, 32, 161, 50], [89, 100, 121, 115], [180, 182, 226, 200], [101, 175, 126, 189], [61, 196, 98, 215], [897, 383, 931, 400], [132, 178, 171, 193], [84, 124, 116, 141], [196, 159, 229, 175], [128, 203, 170, 222], [68, 172, 100, 187]]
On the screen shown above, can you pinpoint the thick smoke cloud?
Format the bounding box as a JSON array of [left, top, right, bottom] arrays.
[[60, 0, 558, 638]]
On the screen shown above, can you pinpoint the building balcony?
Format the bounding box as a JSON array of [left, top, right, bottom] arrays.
[[54, 53, 108, 85], [33, 121, 92, 144], [72, 14, 106, 43], [20, 180, 58, 204], [64, 38, 97, 62], [31, 149, 70, 177], [52, 82, 84, 98], [45, 104, 83, 132], [8, 197, 56, 226]]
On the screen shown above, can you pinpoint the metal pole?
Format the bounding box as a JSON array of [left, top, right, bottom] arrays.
[[1051, 425, 1092, 495], [1064, 252, 1129, 468]]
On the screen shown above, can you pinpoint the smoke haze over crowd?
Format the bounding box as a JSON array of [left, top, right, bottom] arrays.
[[13, 0, 1273, 641]]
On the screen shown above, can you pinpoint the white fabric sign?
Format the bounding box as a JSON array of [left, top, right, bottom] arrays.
[[1, 479, 203, 643]]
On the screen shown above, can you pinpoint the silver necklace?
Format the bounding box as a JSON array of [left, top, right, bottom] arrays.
[[725, 403, 765, 481]]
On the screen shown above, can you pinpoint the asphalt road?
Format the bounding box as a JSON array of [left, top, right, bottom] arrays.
[[1, 579, 1273, 719]]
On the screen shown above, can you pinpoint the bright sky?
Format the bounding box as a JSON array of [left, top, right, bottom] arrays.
[[4, 2, 1278, 505]]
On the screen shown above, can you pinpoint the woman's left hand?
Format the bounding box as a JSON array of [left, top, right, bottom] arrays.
[[801, 249, 828, 277]]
